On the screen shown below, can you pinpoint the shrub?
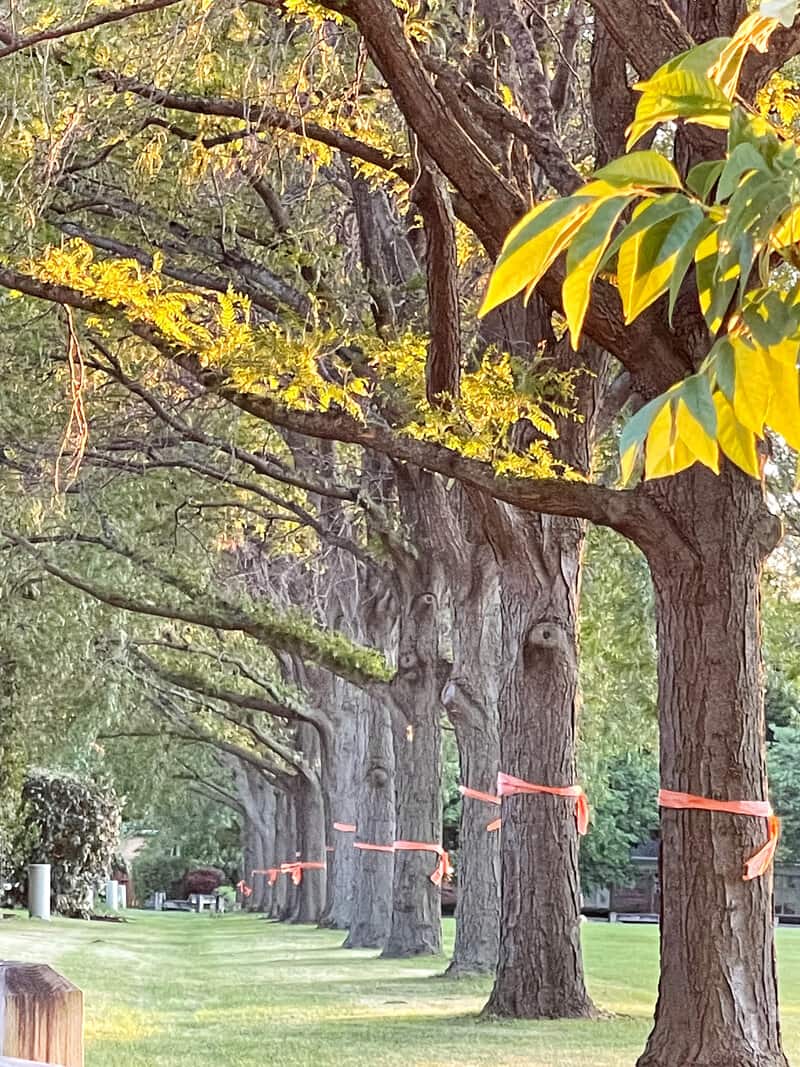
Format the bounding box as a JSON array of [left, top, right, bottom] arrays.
[[8, 769, 121, 917], [184, 866, 225, 895]]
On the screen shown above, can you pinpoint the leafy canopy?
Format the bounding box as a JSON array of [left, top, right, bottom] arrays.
[[481, 2, 800, 483]]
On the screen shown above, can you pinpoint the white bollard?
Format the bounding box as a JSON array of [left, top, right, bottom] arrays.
[[105, 880, 119, 911], [117, 884, 127, 910], [27, 864, 51, 921]]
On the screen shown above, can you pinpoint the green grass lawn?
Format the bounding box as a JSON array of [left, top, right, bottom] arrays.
[[3, 913, 800, 1066]]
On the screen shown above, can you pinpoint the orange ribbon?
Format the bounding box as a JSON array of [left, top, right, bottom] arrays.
[[354, 842, 395, 853], [658, 789, 780, 881], [236, 880, 252, 897], [393, 840, 453, 885], [280, 861, 327, 886], [459, 784, 502, 832], [497, 772, 589, 835], [252, 868, 281, 887], [333, 822, 357, 833]]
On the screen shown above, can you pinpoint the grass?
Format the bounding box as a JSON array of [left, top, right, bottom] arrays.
[[2, 914, 800, 1066]]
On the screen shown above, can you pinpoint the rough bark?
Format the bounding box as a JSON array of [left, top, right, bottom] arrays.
[[441, 491, 502, 976], [320, 681, 362, 929], [637, 462, 787, 1067], [483, 510, 594, 1019], [286, 728, 327, 924], [381, 472, 447, 958], [344, 694, 396, 949]]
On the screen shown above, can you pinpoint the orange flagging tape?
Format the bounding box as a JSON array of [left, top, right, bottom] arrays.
[[236, 880, 253, 897], [394, 841, 452, 885], [658, 789, 780, 881], [252, 868, 281, 887], [354, 842, 395, 853], [280, 861, 327, 886], [333, 822, 357, 833], [497, 772, 589, 835], [459, 784, 502, 832]]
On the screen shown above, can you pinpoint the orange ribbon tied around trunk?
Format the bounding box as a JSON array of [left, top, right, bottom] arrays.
[[658, 789, 780, 881], [252, 868, 281, 887], [236, 879, 253, 897], [354, 842, 395, 853], [280, 861, 327, 886], [497, 772, 589, 835], [459, 784, 502, 832], [333, 822, 357, 833], [394, 841, 453, 885]]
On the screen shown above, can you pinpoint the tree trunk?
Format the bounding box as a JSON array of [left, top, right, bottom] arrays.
[[637, 462, 786, 1067], [382, 588, 444, 958], [484, 511, 595, 1019], [320, 681, 363, 929], [344, 695, 396, 949], [273, 789, 295, 920], [287, 762, 327, 924], [442, 508, 502, 976]]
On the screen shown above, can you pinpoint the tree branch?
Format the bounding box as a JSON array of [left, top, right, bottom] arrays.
[[95, 72, 414, 183], [0, 0, 183, 60]]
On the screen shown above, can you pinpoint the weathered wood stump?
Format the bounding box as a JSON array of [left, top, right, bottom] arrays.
[[0, 964, 83, 1067]]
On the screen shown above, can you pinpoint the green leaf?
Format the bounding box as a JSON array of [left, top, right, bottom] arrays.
[[618, 203, 706, 321], [668, 216, 716, 323], [714, 338, 736, 400], [602, 194, 692, 268], [716, 142, 769, 202], [627, 69, 733, 148], [650, 38, 729, 79], [686, 161, 724, 201], [619, 394, 669, 484], [594, 151, 682, 190]]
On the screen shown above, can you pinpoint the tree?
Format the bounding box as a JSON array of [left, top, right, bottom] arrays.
[[2, 1, 800, 1058]]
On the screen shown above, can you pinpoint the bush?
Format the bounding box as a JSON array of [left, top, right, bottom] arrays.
[[184, 866, 225, 895], [8, 769, 121, 917]]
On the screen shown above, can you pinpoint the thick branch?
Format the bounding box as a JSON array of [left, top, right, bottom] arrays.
[[95, 72, 414, 183], [587, 0, 692, 77]]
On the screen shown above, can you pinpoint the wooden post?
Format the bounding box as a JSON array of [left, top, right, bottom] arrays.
[[0, 964, 83, 1067]]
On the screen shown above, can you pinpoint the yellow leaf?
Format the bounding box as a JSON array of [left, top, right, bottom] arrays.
[[620, 441, 640, 486], [675, 398, 720, 473], [647, 433, 697, 479], [643, 400, 676, 479], [710, 13, 780, 98], [480, 199, 592, 316], [772, 205, 800, 249], [732, 339, 772, 435], [480, 180, 640, 317], [764, 344, 800, 450], [563, 195, 633, 348], [714, 392, 760, 477]]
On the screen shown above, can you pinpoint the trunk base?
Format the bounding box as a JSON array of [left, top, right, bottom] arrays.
[[342, 935, 382, 950], [441, 960, 495, 979], [482, 992, 596, 1021], [380, 942, 440, 959], [637, 1052, 789, 1067]]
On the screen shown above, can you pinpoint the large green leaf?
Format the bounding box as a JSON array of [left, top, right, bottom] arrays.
[[627, 69, 733, 148], [617, 203, 706, 322], [594, 151, 682, 190]]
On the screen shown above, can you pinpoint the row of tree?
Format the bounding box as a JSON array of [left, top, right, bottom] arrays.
[[0, 1, 800, 1065]]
